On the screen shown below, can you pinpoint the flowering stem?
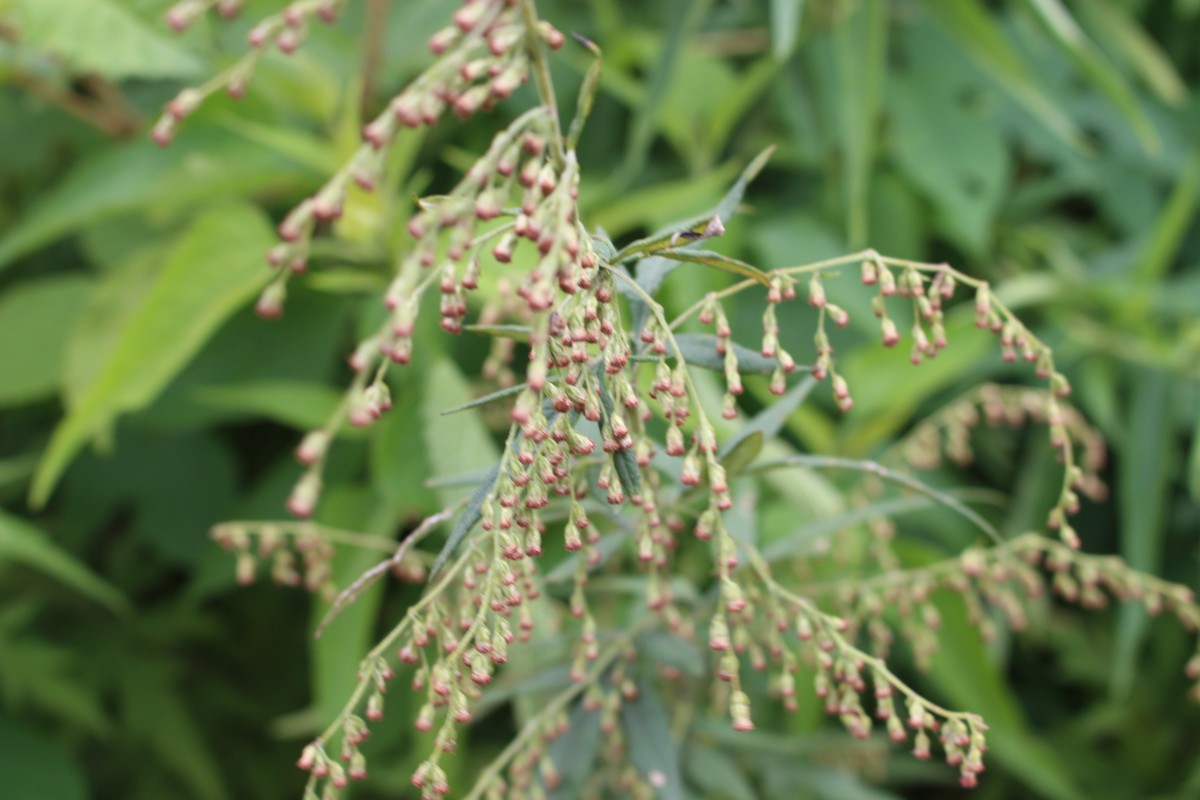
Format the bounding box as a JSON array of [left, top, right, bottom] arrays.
[[520, 0, 565, 169]]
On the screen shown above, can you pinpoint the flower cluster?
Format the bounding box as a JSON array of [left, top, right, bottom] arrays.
[[177, 2, 1200, 798]]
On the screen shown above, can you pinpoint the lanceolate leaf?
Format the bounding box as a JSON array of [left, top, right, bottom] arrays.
[[462, 323, 533, 343], [720, 376, 817, 458], [654, 248, 771, 286], [671, 334, 785, 374], [440, 383, 525, 416], [597, 374, 642, 496], [429, 462, 499, 581], [0, 510, 130, 614], [30, 204, 275, 507], [622, 678, 684, 800]]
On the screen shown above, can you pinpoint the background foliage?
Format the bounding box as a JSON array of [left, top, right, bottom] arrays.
[[1, 0, 1198, 798]]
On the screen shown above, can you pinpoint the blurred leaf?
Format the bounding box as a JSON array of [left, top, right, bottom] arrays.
[[770, 0, 804, 60], [923, 579, 1086, 800], [672, 334, 781, 374], [1131, 147, 1200, 284], [430, 464, 497, 581], [463, 323, 532, 343], [622, 677, 684, 800], [0, 275, 91, 407], [1074, 0, 1188, 106], [30, 204, 274, 506], [0, 127, 319, 272], [722, 431, 764, 477], [12, 0, 203, 80], [440, 383, 524, 416], [720, 376, 816, 458], [0, 717, 88, 800], [1022, 0, 1158, 152], [547, 701, 604, 799], [635, 630, 705, 677], [0, 510, 129, 613], [685, 745, 755, 800], [656, 248, 770, 285], [188, 380, 343, 431], [1111, 368, 1172, 696], [889, 24, 1008, 254], [833, 0, 886, 247], [923, 1, 1085, 150], [598, 374, 642, 496]]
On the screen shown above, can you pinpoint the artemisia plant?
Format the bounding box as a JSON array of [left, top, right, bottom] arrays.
[[158, 1, 1200, 798]]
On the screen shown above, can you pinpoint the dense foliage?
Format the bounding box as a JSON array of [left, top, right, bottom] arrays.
[[1, 1, 1198, 799]]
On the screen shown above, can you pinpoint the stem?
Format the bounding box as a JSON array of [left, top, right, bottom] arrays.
[[520, 0, 566, 168], [360, 0, 389, 118]]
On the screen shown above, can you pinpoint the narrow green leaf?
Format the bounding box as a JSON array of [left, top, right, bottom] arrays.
[[547, 702, 604, 799], [671, 333, 783, 374], [597, 374, 642, 496], [613, 145, 776, 266], [1189, 406, 1200, 502], [622, 678, 684, 800], [685, 745, 755, 800], [1022, 0, 1158, 152], [752, 454, 1003, 545], [721, 431, 764, 477], [655, 248, 771, 286], [430, 463, 499, 581], [762, 489, 1006, 562], [635, 630, 705, 678], [440, 383, 525, 416], [1074, 0, 1188, 105], [1132, 147, 1200, 283], [1111, 368, 1173, 696], [833, 0, 886, 248], [0, 510, 130, 614], [924, 2, 1085, 151], [30, 204, 275, 507], [462, 323, 533, 343], [188, 381, 343, 431], [770, 0, 805, 60], [720, 376, 817, 458]]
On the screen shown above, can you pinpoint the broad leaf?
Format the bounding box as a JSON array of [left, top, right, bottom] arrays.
[[30, 204, 275, 506], [0, 276, 91, 407]]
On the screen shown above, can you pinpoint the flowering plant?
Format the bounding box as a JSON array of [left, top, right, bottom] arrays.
[[156, 1, 1200, 798]]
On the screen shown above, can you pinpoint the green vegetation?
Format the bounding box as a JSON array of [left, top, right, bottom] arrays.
[[1, 1, 1198, 799]]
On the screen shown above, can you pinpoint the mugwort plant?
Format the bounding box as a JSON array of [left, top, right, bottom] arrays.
[[159, 1, 1200, 797]]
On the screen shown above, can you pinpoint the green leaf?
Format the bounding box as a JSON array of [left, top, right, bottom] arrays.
[[462, 323, 533, 343], [1074, 0, 1188, 106], [0, 717, 88, 800], [635, 630, 705, 678], [671, 334, 782, 374], [770, 0, 805, 60], [429, 463, 498, 581], [597, 374, 642, 496], [1132, 147, 1200, 284], [654, 248, 771, 286], [833, 0, 886, 248], [1111, 368, 1173, 696], [923, 2, 1085, 151], [0, 510, 129, 614], [720, 375, 816, 458], [421, 358, 502, 505], [1022, 0, 1158, 152], [30, 204, 275, 507], [12, 0, 203, 80], [188, 380, 343, 431], [752, 454, 1003, 545], [923, 574, 1086, 800], [721, 431, 764, 477], [761, 489, 1005, 562], [0, 126, 319, 273], [0, 276, 91, 407], [888, 24, 1008, 255], [547, 701, 604, 799], [440, 383, 525, 416], [622, 677, 684, 800], [685, 745, 755, 800]]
